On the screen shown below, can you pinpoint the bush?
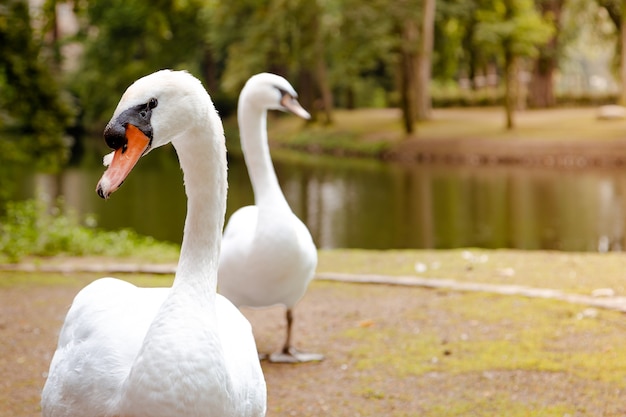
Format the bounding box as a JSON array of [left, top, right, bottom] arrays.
[[0, 199, 179, 263]]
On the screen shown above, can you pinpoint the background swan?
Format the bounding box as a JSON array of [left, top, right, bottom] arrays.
[[41, 70, 266, 417], [218, 73, 323, 363]]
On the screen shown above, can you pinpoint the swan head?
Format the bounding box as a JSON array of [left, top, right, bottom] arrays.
[[240, 73, 311, 120], [96, 70, 210, 199]]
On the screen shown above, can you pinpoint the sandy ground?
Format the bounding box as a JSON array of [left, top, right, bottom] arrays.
[[2, 270, 626, 417]]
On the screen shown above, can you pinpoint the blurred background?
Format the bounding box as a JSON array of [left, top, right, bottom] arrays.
[[2, 0, 626, 253]]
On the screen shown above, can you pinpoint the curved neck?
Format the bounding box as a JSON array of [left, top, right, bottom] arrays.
[[119, 101, 229, 410], [238, 101, 289, 209], [171, 115, 227, 300]]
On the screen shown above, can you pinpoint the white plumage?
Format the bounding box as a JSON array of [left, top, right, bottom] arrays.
[[218, 73, 323, 363], [41, 70, 266, 417]]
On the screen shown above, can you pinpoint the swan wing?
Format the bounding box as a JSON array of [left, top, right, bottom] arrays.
[[219, 204, 316, 308], [218, 206, 257, 304], [221, 205, 258, 250], [216, 295, 266, 417], [41, 278, 168, 416]]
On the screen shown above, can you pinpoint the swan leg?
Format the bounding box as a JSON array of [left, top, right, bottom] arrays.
[[268, 308, 324, 363]]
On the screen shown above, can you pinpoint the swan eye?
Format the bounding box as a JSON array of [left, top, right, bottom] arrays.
[[275, 87, 289, 98], [139, 99, 157, 119]]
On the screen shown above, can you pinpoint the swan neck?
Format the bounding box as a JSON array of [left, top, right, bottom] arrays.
[[171, 122, 226, 297], [239, 103, 288, 208]]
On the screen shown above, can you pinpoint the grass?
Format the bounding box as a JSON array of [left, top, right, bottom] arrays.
[[256, 107, 626, 158], [411, 107, 626, 142], [317, 249, 626, 415], [342, 291, 626, 382], [317, 248, 626, 295], [0, 271, 174, 289], [425, 399, 573, 417], [311, 266, 626, 416]]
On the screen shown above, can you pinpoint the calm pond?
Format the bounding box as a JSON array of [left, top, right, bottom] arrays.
[[7, 145, 626, 252]]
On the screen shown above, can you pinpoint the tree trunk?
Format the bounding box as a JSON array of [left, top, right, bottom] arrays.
[[463, 17, 478, 90], [529, 54, 555, 108], [504, 49, 516, 130], [528, 0, 563, 108], [502, 0, 516, 129], [298, 70, 318, 122], [314, 32, 334, 125], [621, 0, 626, 105], [416, 0, 435, 120], [201, 48, 218, 94], [399, 18, 418, 134], [45, 0, 62, 72], [345, 87, 355, 110]]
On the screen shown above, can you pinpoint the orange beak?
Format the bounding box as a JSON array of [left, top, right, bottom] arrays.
[[280, 94, 311, 120], [96, 124, 150, 199]]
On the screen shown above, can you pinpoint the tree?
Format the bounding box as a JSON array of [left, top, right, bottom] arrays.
[[398, 17, 419, 133], [622, 0, 626, 105], [210, 0, 336, 123], [214, 0, 417, 133], [71, 0, 211, 129], [433, 0, 479, 85], [387, 0, 422, 134], [416, 0, 436, 120], [326, 0, 395, 109], [0, 0, 75, 171], [595, 0, 626, 104], [293, 0, 334, 124], [474, 0, 554, 129], [528, 0, 563, 108]]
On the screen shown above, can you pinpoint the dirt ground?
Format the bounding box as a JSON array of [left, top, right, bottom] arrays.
[[2, 269, 626, 417], [400, 108, 626, 168]]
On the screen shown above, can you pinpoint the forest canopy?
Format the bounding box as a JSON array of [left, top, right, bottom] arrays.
[[0, 0, 621, 170]]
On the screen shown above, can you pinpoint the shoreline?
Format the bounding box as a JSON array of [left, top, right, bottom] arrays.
[[266, 107, 626, 169], [383, 136, 626, 169]]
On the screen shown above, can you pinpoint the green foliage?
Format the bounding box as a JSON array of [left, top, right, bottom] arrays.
[[433, 0, 478, 82], [474, 0, 555, 59], [0, 0, 612, 154], [283, 129, 392, 158], [431, 80, 505, 107], [0, 199, 179, 263], [210, 0, 310, 93], [0, 0, 76, 171], [325, 0, 398, 104], [263, 108, 401, 157], [71, 0, 212, 128], [210, 0, 400, 106]]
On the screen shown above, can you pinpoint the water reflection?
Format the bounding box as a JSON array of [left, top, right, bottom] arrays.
[[291, 159, 626, 251], [7, 147, 626, 252]]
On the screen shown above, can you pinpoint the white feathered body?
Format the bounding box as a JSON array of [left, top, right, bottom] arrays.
[[219, 203, 317, 308], [42, 279, 265, 417]]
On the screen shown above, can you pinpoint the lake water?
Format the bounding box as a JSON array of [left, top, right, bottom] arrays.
[[7, 145, 626, 252]]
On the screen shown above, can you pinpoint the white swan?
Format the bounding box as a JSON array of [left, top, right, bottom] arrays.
[[218, 73, 323, 363], [41, 70, 266, 417]]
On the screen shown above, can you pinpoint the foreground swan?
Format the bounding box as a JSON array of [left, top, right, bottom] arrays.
[[41, 70, 266, 417], [218, 73, 323, 363]]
